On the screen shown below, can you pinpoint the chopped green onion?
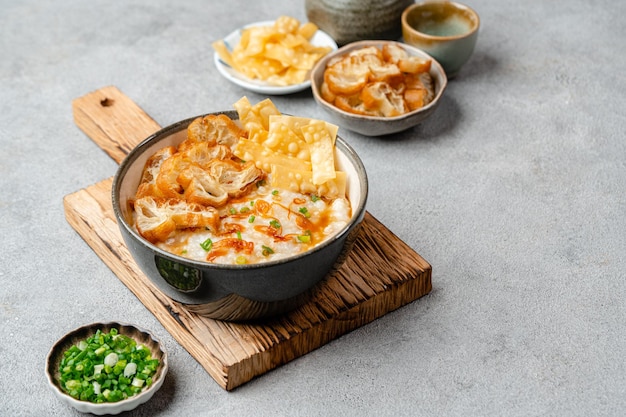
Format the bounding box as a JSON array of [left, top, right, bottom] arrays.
[[235, 256, 247, 264], [131, 378, 145, 388], [311, 194, 320, 202], [298, 207, 311, 218], [200, 238, 213, 251], [269, 219, 281, 229], [248, 215, 255, 223], [240, 206, 250, 213], [58, 328, 160, 404], [262, 245, 274, 256], [236, 231, 242, 240], [297, 235, 311, 243], [229, 207, 237, 215], [123, 363, 137, 378], [271, 190, 279, 196], [104, 352, 118, 367], [297, 230, 312, 243]]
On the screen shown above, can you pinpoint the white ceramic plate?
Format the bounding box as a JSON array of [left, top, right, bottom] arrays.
[[213, 20, 337, 95]]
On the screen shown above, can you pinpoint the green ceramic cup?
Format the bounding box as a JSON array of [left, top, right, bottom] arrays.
[[402, 1, 480, 77]]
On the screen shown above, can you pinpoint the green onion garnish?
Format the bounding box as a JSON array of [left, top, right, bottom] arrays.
[[298, 207, 311, 218], [297, 235, 311, 243], [262, 245, 274, 256], [200, 238, 213, 251], [269, 220, 281, 229]]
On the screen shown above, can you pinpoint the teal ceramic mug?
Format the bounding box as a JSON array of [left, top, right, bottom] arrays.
[[402, 1, 480, 77]]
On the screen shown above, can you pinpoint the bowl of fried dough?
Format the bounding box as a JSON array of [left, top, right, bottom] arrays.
[[112, 97, 368, 321], [310, 40, 447, 136]]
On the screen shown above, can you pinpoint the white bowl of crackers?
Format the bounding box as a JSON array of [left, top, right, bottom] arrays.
[[310, 40, 448, 136], [213, 16, 337, 95]]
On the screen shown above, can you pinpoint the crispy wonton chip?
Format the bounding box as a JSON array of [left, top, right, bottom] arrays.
[[212, 16, 333, 86]]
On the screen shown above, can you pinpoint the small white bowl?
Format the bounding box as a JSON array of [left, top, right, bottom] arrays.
[[310, 40, 447, 136], [214, 20, 338, 95], [45, 322, 168, 415]]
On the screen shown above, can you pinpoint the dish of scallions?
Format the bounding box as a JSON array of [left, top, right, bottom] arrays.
[[46, 322, 168, 415], [59, 328, 159, 402]]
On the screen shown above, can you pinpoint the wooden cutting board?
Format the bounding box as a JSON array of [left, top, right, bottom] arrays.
[[64, 86, 432, 391]]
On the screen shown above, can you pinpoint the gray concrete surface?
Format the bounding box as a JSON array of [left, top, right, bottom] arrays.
[[2, 0, 625, 416]]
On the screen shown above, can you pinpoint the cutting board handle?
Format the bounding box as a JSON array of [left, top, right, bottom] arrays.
[[72, 86, 162, 164]]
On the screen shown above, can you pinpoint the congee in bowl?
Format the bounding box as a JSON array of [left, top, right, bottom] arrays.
[[112, 97, 368, 321]]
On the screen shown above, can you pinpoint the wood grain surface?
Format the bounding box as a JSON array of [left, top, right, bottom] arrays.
[[64, 86, 432, 390]]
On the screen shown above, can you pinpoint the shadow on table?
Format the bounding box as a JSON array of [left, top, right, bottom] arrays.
[[377, 94, 461, 144], [384, 50, 498, 143]]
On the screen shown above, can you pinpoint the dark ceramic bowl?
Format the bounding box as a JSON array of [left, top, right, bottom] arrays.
[[112, 111, 368, 321], [46, 322, 168, 415]]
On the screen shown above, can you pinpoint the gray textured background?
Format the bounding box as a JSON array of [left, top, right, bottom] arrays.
[[1, 0, 625, 416]]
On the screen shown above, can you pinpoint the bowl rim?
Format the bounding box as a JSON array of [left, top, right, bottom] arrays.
[[310, 40, 448, 122], [112, 110, 369, 270], [401, 1, 480, 41], [45, 321, 168, 414]]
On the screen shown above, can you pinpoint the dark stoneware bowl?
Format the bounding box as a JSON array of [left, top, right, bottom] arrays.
[[112, 111, 368, 321]]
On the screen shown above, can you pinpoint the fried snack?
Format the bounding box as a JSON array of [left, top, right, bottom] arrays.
[[133, 98, 346, 246], [133, 114, 264, 243], [233, 96, 280, 143], [213, 16, 333, 86], [321, 43, 435, 117], [181, 113, 244, 151], [232, 97, 342, 191], [134, 197, 220, 244], [270, 165, 346, 199]]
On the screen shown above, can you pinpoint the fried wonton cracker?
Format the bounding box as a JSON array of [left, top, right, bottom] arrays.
[[213, 16, 333, 86]]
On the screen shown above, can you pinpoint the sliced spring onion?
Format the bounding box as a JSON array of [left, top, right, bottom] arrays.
[[104, 352, 118, 367], [200, 238, 213, 251], [297, 235, 311, 243], [124, 363, 137, 378], [297, 230, 312, 243], [269, 219, 281, 229], [298, 207, 311, 218]]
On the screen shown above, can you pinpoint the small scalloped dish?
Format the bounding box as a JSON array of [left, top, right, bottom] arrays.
[[45, 322, 168, 416], [213, 20, 338, 95], [310, 40, 448, 136]]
